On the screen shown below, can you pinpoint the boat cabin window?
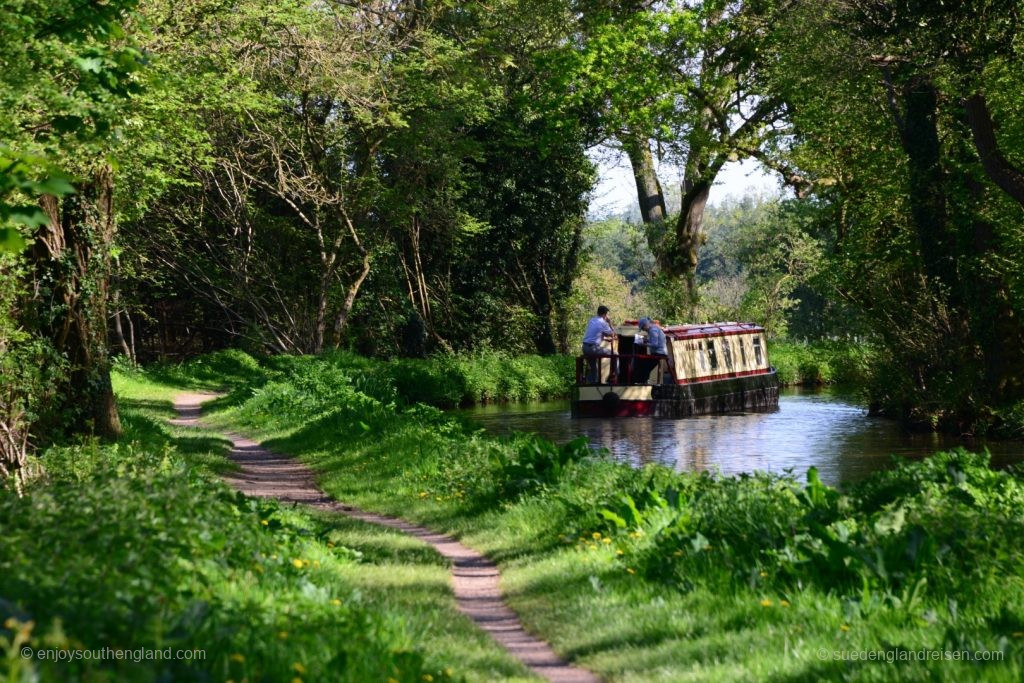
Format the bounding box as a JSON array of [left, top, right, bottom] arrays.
[[739, 338, 748, 367], [697, 342, 707, 371], [707, 340, 719, 370], [722, 340, 733, 369], [753, 336, 763, 366]]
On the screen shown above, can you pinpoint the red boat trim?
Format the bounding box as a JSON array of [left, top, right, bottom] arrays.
[[675, 368, 772, 384]]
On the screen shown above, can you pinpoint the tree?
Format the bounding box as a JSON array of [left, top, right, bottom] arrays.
[[551, 1, 796, 315], [1, 0, 140, 457], [765, 0, 1024, 428]]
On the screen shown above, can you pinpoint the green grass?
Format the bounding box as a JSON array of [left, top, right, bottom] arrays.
[[769, 339, 876, 387], [1, 366, 535, 682], [174, 350, 1023, 682]]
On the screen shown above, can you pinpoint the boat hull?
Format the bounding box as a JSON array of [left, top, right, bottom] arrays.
[[571, 370, 779, 418]]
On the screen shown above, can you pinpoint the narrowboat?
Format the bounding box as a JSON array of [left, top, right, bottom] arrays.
[[572, 321, 779, 417]]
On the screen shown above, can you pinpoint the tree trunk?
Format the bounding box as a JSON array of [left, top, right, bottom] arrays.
[[111, 290, 133, 361], [897, 75, 957, 291], [330, 250, 372, 348], [623, 135, 667, 224], [964, 92, 1024, 209], [34, 165, 122, 439]]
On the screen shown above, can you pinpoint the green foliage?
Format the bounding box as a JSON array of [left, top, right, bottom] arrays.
[[590, 450, 1024, 626], [697, 196, 827, 337], [767, 0, 1024, 428], [390, 352, 573, 407], [494, 436, 592, 498], [0, 0, 141, 242], [0, 427, 450, 682], [769, 339, 877, 387]]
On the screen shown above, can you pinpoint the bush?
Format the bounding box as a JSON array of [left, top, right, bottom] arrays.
[[388, 351, 572, 407], [768, 339, 875, 387], [585, 450, 1024, 624]]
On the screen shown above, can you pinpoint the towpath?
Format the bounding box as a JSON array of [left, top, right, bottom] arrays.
[[170, 391, 600, 683]]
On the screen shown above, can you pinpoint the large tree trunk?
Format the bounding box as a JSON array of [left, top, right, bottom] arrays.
[[677, 175, 712, 307], [964, 92, 1024, 209], [623, 135, 667, 224], [34, 165, 122, 439], [898, 75, 957, 291]]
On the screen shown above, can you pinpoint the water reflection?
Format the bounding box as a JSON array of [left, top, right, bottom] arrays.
[[456, 388, 1024, 487]]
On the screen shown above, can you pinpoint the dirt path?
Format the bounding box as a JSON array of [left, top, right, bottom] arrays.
[[171, 392, 600, 683]]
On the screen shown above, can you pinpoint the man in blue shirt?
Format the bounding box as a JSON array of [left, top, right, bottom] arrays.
[[637, 317, 670, 383], [582, 305, 615, 382], [582, 305, 614, 355]]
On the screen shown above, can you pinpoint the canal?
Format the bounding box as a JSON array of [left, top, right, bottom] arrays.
[[456, 387, 1024, 487]]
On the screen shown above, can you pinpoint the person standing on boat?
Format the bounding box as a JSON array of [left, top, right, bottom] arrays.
[[637, 317, 669, 383], [582, 305, 615, 382]]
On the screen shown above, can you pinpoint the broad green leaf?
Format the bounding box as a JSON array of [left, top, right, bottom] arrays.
[[0, 227, 27, 253]]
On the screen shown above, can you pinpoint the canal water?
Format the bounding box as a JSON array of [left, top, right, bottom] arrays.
[[456, 388, 1024, 487]]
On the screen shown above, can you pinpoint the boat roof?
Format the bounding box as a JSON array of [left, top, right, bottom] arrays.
[[616, 320, 765, 340]]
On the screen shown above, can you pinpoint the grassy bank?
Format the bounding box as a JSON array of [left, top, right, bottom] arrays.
[[138, 349, 573, 408], [176, 350, 1021, 681], [769, 339, 876, 387], [1, 365, 533, 682]]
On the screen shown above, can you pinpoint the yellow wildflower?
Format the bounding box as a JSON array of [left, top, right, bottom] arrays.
[[293, 663, 306, 674], [779, 600, 790, 607], [230, 653, 245, 663], [626, 568, 636, 574], [672, 550, 683, 557], [261, 519, 269, 526], [759, 571, 767, 577], [423, 675, 434, 682], [602, 538, 611, 544], [330, 599, 342, 606], [616, 549, 624, 556], [760, 599, 773, 607], [592, 532, 602, 540], [292, 558, 304, 569], [840, 624, 849, 632], [291, 678, 303, 683]]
